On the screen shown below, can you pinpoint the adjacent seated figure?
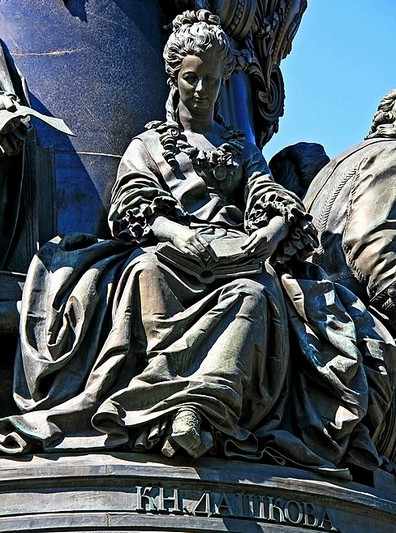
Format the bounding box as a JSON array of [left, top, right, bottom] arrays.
[[0, 41, 31, 334], [0, 11, 394, 478], [0, 39, 30, 270], [305, 89, 396, 462], [305, 89, 396, 339], [0, 40, 74, 333]]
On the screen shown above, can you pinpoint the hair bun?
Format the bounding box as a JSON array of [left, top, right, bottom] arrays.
[[172, 9, 221, 32]]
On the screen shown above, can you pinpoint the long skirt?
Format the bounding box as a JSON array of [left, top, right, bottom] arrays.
[[0, 233, 394, 478]]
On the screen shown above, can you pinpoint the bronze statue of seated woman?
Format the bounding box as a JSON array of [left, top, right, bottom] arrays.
[[0, 10, 394, 479]]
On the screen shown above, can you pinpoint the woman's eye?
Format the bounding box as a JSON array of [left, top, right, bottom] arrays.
[[183, 75, 197, 84]]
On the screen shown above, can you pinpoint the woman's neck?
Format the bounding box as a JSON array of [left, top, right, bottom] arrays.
[[178, 103, 214, 134]]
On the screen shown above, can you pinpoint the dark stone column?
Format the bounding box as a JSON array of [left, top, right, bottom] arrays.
[[0, 0, 170, 237]]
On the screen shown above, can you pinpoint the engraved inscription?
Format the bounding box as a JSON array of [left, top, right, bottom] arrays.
[[132, 485, 339, 531]]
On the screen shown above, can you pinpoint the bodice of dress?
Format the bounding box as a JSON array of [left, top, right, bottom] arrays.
[[109, 125, 317, 263], [155, 131, 247, 229]]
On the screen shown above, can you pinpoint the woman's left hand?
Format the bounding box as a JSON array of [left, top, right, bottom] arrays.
[[241, 215, 288, 260]]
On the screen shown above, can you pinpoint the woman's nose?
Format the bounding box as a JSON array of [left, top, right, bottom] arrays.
[[195, 79, 205, 93]]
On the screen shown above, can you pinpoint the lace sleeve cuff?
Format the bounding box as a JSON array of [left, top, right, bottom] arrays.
[[115, 196, 183, 244], [245, 196, 318, 263]]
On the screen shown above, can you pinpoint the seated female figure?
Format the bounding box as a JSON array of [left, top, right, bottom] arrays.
[[1, 10, 394, 475]]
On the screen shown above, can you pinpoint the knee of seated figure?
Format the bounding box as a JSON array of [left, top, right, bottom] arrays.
[[218, 280, 266, 320], [136, 251, 163, 277], [226, 278, 265, 300], [222, 278, 267, 317]]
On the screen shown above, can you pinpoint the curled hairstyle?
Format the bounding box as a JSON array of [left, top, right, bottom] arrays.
[[163, 10, 235, 87], [366, 88, 396, 139], [154, 10, 236, 169]]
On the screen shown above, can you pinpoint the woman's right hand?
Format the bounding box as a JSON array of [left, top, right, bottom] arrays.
[[169, 225, 211, 258], [151, 216, 211, 258]]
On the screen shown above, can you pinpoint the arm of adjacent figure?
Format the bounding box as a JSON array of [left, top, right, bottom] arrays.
[[0, 91, 27, 157], [342, 145, 396, 325]]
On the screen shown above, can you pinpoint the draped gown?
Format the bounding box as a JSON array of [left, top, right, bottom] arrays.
[[0, 125, 394, 478]]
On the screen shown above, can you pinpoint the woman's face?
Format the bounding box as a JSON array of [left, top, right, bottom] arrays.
[[177, 50, 223, 116]]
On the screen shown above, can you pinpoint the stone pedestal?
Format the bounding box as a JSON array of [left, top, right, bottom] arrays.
[[0, 453, 394, 532]]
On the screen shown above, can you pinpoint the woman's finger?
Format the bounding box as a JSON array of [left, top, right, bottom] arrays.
[[242, 235, 260, 254], [186, 243, 202, 257], [196, 234, 210, 248], [178, 244, 196, 257], [193, 239, 211, 258], [241, 236, 255, 250], [186, 234, 210, 258]]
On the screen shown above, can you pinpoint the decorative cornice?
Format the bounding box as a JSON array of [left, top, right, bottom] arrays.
[[210, 0, 258, 40]]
